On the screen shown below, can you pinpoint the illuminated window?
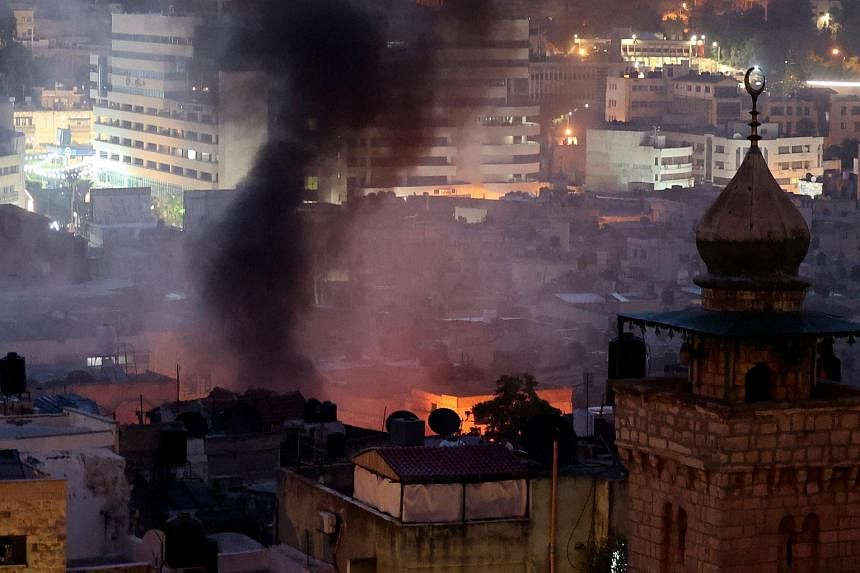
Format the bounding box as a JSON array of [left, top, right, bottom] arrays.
[[304, 176, 319, 191]]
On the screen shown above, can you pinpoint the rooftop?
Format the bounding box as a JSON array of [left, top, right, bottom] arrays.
[[353, 444, 527, 484]]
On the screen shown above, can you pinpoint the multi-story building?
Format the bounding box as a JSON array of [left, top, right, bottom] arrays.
[[90, 13, 267, 216], [13, 107, 92, 151], [12, 9, 34, 45], [346, 18, 543, 199], [605, 67, 743, 129], [620, 34, 696, 68], [826, 94, 860, 146], [585, 128, 694, 192], [605, 70, 669, 123], [0, 103, 28, 210], [529, 58, 613, 116], [665, 129, 824, 192], [670, 71, 743, 127], [760, 90, 826, 137]]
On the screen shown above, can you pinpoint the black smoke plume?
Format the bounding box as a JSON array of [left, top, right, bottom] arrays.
[[194, 0, 492, 388]]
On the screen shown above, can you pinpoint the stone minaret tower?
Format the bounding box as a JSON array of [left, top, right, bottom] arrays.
[[612, 68, 860, 573]]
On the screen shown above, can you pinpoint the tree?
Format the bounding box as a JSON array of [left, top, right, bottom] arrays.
[[472, 374, 562, 445], [0, 4, 33, 99]]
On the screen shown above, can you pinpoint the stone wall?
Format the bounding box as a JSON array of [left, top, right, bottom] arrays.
[[615, 382, 860, 572], [0, 478, 67, 573], [688, 334, 816, 402], [701, 288, 805, 312]]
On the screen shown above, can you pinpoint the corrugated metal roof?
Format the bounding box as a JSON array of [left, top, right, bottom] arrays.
[[33, 393, 100, 415], [555, 293, 605, 305]]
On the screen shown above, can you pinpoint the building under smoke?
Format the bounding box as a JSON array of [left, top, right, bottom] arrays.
[[343, 15, 543, 201]]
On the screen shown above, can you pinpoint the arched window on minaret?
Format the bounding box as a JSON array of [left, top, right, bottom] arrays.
[[676, 506, 688, 564], [661, 501, 674, 573], [745, 362, 771, 402], [797, 513, 820, 573], [778, 515, 797, 573]]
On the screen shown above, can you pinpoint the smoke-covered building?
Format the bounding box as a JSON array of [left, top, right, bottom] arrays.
[[345, 17, 543, 200]]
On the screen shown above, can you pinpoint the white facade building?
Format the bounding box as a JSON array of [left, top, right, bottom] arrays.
[[585, 129, 694, 192], [664, 130, 824, 193], [90, 13, 267, 217]]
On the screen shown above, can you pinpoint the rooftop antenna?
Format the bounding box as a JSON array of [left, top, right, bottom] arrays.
[[744, 67, 766, 148]]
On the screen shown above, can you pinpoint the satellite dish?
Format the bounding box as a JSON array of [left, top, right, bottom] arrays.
[[385, 410, 418, 433], [428, 408, 461, 438]]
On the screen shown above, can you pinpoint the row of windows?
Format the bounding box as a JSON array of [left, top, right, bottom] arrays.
[[678, 84, 713, 94], [0, 165, 19, 176], [98, 101, 215, 124], [110, 85, 167, 99], [110, 51, 190, 64], [99, 151, 216, 182], [777, 145, 813, 154], [0, 184, 18, 196], [622, 46, 691, 55], [109, 67, 187, 81], [97, 118, 216, 143], [776, 161, 813, 171], [530, 71, 595, 81], [98, 136, 216, 163], [113, 32, 193, 46], [631, 101, 664, 109], [769, 106, 812, 117]]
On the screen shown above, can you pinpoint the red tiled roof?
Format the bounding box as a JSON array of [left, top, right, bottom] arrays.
[[363, 444, 526, 484]]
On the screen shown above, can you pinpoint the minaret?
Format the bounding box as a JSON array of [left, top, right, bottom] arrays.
[[611, 68, 860, 573]]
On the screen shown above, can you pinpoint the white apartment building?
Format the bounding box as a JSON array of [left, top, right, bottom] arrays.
[[605, 72, 668, 123], [90, 13, 267, 214], [348, 19, 543, 199], [664, 130, 824, 193], [585, 128, 694, 192], [620, 36, 696, 68], [0, 103, 29, 210]]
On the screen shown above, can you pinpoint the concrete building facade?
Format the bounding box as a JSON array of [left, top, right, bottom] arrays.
[[529, 58, 612, 116], [278, 445, 616, 573], [606, 72, 668, 123], [586, 129, 694, 192], [89, 13, 267, 216], [0, 103, 29, 210], [665, 130, 823, 192], [347, 19, 543, 200]]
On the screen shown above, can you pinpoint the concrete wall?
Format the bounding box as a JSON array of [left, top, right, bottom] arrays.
[[279, 470, 532, 573], [528, 475, 612, 573]]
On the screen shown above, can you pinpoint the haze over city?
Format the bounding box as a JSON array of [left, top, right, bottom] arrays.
[[1, 0, 860, 571]]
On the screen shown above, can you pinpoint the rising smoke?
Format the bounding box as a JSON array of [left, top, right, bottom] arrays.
[[194, 0, 494, 390]]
